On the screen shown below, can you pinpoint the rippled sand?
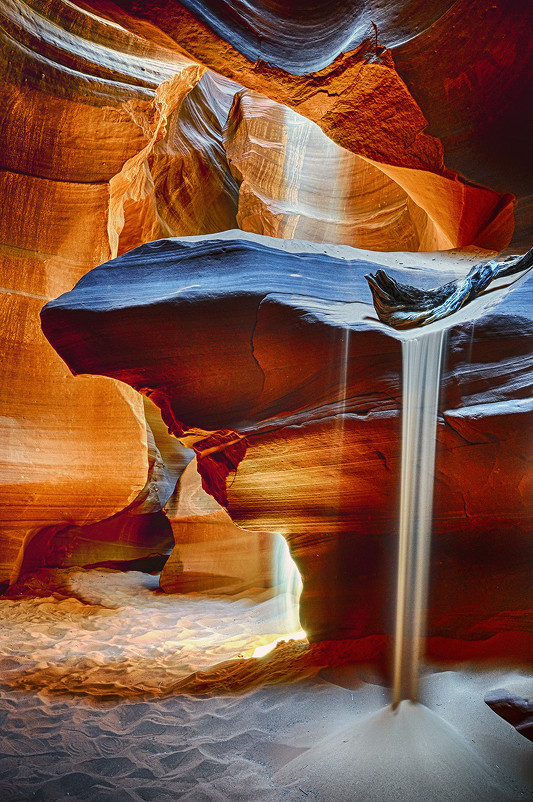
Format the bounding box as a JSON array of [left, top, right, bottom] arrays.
[[0, 569, 304, 697], [0, 569, 531, 801]]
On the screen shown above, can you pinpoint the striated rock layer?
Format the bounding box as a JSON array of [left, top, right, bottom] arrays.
[[3, 0, 532, 600], [0, 0, 208, 584], [82, 0, 532, 250], [161, 458, 284, 595], [390, 0, 533, 253], [41, 234, 533, 663], [149, 70, 240, 240], [224, 89, 504, 252], [223, 89, 427, 251]]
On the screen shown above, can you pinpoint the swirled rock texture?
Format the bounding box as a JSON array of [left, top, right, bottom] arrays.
[[391, 0, 533, 253], [0, 0, 205, 584], [142, 0, 454, 75], [85, 0, 531, 248], [82, 0, 523, 249], [224, 89, 509, 252], [160, 458, 282, 595], [149, 70, 240, 239], [41, 234, 533, 663], [3, 0, 532, 612], [223, 90, 427, 251]]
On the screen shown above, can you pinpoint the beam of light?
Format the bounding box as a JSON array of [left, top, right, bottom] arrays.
[[252, 630, 307, 659], [248, 532, 305, 659]]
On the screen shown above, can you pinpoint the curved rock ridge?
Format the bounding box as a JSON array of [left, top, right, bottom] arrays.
[[82, 0, 531, 249], [148, 70, 240, 241], [2, 0, 193, 101], [4, 394, 192, 595], [150, 0, 455, 75], [41, 234, 532, 658], [160, 457, 283, 595], [0, 0, 207, 584], [224, 89, 509, 252], [41, 235, 404, 434]]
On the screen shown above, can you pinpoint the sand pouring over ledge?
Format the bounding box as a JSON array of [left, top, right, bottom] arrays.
[[35, 231, 533, 798], [2, 0, 533, 798], [40, 232, 533, 660], [0, 569, 531, 801]]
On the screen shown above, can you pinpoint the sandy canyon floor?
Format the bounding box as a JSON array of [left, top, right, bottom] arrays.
[[0, 570, 531, 801]]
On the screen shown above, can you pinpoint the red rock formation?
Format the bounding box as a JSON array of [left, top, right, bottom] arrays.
[[40, 235, 533, 663], [84, 0, 530, 248], [161, 459, 282, 594], [79, 0, 517, 251], [0, 0, 203, 583], [149, 70, 240, 239], [224, 89, 430, 251], [224, 89, 512, 251], [2, 0, 532, 676], [391, 0, 533, 252]]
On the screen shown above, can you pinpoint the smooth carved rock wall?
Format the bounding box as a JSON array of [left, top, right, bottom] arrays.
[[147, 0, 456, 75], [224, 89, 420, 251], [224, 89, 503, 252], [82, 0, 516, 252], [6, 395, 191, 593], [3, 0, 531, 605], [391, 0, 533, 253], [161, 459, 281, 595], [0, 0, 205, 583], [86, 0, 531, 250], [40, 234, 533, 661], [148, 70, 240, 241]]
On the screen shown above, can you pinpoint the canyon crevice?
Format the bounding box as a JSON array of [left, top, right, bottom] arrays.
[[1, 0, 531, 671], [40, 234, 532, 661]]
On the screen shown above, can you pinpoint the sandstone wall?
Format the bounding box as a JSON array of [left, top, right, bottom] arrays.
[[0, 0, 202, 583]]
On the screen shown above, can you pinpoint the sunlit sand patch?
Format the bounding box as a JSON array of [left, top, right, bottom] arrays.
[[251, 630, 307, 659], [0, 569, 531, 801], [0, 568, 304, 697]]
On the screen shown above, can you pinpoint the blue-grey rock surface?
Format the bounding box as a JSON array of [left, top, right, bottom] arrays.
[[41, 233, 532, 654]]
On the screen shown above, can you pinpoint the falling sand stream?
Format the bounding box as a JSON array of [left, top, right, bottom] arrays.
[[275, 322, 527, 800], [393, 329, 446, 706]]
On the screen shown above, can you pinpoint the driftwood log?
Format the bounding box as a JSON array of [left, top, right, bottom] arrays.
[[365, 248, 533, 329]]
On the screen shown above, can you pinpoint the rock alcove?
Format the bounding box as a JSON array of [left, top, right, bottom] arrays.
[[0, 2, 532, 800]]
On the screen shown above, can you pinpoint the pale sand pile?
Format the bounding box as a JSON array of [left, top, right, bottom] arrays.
[[0, 569, 531, 801]]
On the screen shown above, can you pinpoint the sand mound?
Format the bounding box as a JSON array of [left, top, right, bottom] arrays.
[[0, 570, 531, 801], [275, 700, 528, 801]]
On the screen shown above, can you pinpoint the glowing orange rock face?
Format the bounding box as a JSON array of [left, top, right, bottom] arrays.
[[391, 0, 533, 252], [89, 0, 531, 244], [2, 0, 532, 667], [82, 0, 520, 251], [160, 460, 281, 595], [0, 0, 203, 583], [224, 90, 439, 252], [224, 89, 514, 252], [40, 236, 533, 663]]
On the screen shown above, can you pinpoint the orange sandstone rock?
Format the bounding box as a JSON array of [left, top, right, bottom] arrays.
[[0, 0, 203, 584], [224, 89, 511, 251], [3, 0, 531, 628], [148, 71, 240, 239], [40, 235, 533, 659], [81, 0, 515, 251], [161, 459, 282, 594]]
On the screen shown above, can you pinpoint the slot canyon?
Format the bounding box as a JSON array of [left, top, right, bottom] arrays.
[[0, 1, 532, 800]]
